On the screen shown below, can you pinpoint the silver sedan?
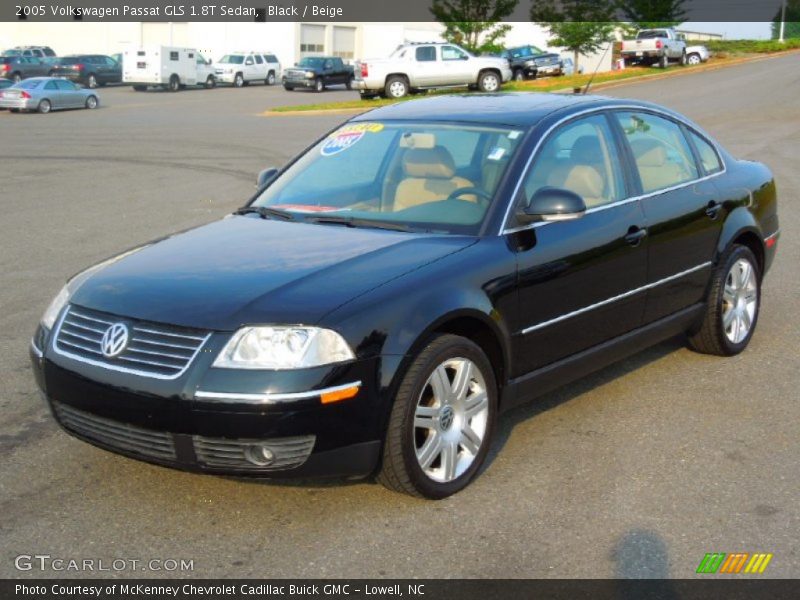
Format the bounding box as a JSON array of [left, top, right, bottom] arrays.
[[0, 77, 99, 113]]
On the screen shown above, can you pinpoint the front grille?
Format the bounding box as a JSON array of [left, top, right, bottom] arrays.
[[194, 435, 316, 471], [54, 305, 209, 379], [54, 402, 177, 461]]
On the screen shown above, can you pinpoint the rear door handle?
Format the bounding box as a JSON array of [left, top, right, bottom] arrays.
[[706, 201, 722, 219], [624, 226, 648, 246]]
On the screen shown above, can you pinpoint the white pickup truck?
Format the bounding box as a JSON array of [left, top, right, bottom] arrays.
[[621, 28, 687, 68], [354, 42, 512, 99]]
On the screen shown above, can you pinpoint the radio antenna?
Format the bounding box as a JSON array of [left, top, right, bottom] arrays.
[[582, 40, 613, 95]]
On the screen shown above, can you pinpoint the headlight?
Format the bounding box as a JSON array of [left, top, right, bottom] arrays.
[[213, 326, 355, 370], [41, 285, 70, 330], [305, 70, 315, 78]]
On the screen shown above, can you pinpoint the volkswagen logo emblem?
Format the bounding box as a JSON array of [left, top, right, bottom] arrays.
[[100, 323, 130, 358]]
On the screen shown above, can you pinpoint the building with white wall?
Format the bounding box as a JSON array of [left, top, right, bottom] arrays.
[[0, 21, 612, 72]]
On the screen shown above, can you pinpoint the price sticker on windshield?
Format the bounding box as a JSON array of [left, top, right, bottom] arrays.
[[321, 123, 384, 156]]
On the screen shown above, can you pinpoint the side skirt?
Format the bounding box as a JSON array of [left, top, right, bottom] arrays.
[[500, 303, 705, 412]]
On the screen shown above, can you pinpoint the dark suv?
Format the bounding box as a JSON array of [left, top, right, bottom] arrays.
[[49, 55, 122, 88], [282, 56, 354, 92], [0, 56, 49, 82], [501, 45, 563, 80]]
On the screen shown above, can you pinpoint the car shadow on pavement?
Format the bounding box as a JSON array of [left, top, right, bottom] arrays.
[[610, 529, 680, 597], [485, 335, 687, 470]]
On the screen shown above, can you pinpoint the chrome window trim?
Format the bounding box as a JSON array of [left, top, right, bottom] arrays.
[[194, 381, 362, 404], [499, 105, 728, 236], [519, 262, 712, 335], [51, 306, 212, 381]]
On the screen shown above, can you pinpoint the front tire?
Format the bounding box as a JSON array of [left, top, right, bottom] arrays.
[[477, 70, 501, 92], [513, 68, 525, 82], [687, 53, 702, 65], [233, 72, 244, 88], [314, 78, 324, 93], [205, 75, 216, 89], [688, 245, 761, 356], [168, 75, 180, 92], [378, 334, 497, 499]]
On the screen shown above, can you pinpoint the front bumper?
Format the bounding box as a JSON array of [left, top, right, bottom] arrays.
[[30, 329, 385, 479], [535, 64, 562, 76], [282, 76, 315, 88], [214, 71, 238, 84]]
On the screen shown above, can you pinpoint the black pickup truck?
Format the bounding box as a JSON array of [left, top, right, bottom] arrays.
[[500, 45, 563, 80], [282, 56, 355, 92]]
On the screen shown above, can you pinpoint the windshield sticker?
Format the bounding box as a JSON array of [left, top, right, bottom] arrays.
[[487, 147, 506, 161], [321, 122, 384, 157], [508, 130, 522, 139], [270, 204, 348, 213]]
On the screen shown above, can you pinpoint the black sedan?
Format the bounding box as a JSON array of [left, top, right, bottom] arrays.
[[30, 94, 779, 498], [48, 55, 122, 88]]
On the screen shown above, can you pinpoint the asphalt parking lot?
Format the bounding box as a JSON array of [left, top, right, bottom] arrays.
[[1, 54, 797, 579]]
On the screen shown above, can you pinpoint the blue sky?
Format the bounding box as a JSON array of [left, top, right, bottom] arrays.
[[685, 22, 773, 39]]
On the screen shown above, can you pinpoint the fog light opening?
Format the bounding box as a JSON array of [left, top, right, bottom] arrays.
[[245, 444, 275, 466]]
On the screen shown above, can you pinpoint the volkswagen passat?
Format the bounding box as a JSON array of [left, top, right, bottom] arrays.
[[31, 94, 779, 498]]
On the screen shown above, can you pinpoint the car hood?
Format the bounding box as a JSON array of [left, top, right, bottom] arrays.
[[70, 216, 477, 331]]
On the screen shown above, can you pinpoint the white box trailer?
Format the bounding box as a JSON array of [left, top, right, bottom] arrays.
[[123, 45, 216, 91]]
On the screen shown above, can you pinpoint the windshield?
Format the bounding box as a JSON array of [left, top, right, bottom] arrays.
[[16, 80, 43, 89], [218, 55, 244, 64], [2, 50, 22, 57], [510, 46, 544, 58], [252, 121, 526, 234], [298, 57, 325, 68]]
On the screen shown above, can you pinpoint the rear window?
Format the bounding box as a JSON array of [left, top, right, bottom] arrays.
[[58, 57, 82, 65], [18, 80, 43, 89]]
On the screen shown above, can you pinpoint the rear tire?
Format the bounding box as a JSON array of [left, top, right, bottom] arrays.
[[688, 245, 761, 356], [87, 74, 98, 88], [283, 84, 294, 91], [378, 334, 497, 499], [12, 73, 22, 83], [346, 76, 354, 90], [384, 75, 409, 99], [205, 75, 216, 89], [168, 75, 180, 92], [513, 68, 525, 81], [680, 52, 687, 66], [85, 95, 98, 109], [659, 55, 669, 69], [37, 99, 51, 114]]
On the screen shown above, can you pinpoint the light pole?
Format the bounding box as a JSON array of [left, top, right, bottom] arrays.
[[779, 0, 786, 43]]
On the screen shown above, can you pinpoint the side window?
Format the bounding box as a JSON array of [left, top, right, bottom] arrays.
[[56, 80, 76, 90], [415, 46, 436, 62], [441, 46, 467, 61], [169, 51, 179, 61], [615, 111, 699, 194], [265, 54, 278, 63], [687, 130, 723, 175], [44, 81, 58, 90], [254, 54, 263, 64], [323, 59, 333, 69], [245, 55, 254, 65], [521, 114, 625, 210]]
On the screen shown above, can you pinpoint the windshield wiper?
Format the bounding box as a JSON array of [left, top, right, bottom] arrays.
[[234, 206, 296, 221], [309, 216, 413, 232]]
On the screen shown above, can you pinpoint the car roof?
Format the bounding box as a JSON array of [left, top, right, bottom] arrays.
[[351, 93, 661, 128]]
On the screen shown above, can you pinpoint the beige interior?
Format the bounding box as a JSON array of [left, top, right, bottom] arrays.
[[393, 147, 475, 210], [629, 138, 692, 193]]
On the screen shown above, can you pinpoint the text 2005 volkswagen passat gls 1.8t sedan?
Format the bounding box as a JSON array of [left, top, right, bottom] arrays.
[[31, 94, 779, 498]]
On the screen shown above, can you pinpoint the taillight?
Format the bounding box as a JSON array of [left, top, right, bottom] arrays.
[[656, 40, 663, 49], [0, 64, 8, 72], [360, 63, 368, 78], [20, 91, 31, 99], [75, 63, 84, 70]]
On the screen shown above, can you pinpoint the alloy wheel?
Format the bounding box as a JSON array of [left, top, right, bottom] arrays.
[[722, 258, 758, 344], [413, 357, 489, 483]]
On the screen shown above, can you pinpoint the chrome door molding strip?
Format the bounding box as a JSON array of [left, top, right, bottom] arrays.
[[519, 262, 712, 335], [195, 381, 363, 404]]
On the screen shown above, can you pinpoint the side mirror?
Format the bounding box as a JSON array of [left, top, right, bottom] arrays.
[[255, 167, 278, 190], [518, 187, 586, 224]]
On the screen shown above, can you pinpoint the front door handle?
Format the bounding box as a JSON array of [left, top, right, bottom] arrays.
[[624, 226, 648, 246], [706, 201, 722, 219]]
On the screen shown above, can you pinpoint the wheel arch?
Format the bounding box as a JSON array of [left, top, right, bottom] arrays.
[[717, 207, 765, 274], [384, 72, 409, 86]]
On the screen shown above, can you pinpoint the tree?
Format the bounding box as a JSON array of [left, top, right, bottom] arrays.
[[430, 0, 519, 55], [620, 0, 688, 29], [530, 1, 618, 72], [772, 0, 800, 39]]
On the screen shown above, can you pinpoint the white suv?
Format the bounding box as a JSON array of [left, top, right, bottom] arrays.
[[214, 52, 281, 87], [354, 42, 512, 99]]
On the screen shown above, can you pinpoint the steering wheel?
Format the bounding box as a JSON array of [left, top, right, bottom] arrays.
[[446, 187, 493, 207]]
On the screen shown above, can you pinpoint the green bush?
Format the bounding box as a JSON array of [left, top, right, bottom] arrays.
[[705, 38, 800, 54]]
